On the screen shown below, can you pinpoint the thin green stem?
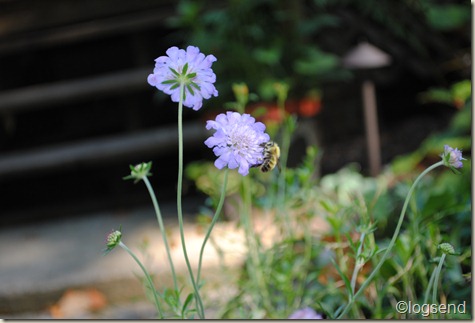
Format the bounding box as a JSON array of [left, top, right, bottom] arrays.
[[423, 264, 437, 305], [293, 224, 314, 309], [176, 83, 205, 319], [334, 229, 348, 274], [197, 168, 229, 284], [277, 117, 292, 237], [143, 176, 178, 290], [119, 241, 163, 318], [350, 232, 366, 295], [241, 175, 274, 313], [337, 161, 444, 318], [431, 253, 446, 306]]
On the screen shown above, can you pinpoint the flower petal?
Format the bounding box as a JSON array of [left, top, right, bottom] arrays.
[[204, 112, 270, 176], [148, 46, 218, 111]]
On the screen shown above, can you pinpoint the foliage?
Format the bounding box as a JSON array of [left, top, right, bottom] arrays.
[[423, 2, 471, 31], [393, 80, 471, 174], [169, 0, 470, 106], [211, 148, 470, 318], [168, 0, 348, 103], [184, 84, 471, 318], [109, 1, 471, 314]]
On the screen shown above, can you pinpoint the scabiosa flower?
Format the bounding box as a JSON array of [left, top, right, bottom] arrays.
[[204, 112, 270, 176], [147, 46, 218, 111], [441, 145, 465, 169], [288, 307, 323, 319]]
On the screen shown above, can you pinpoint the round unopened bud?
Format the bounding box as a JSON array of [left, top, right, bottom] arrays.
[[104, 228, 122, 255], [438, 242, 457, 255], [123, 161, 152, 183]]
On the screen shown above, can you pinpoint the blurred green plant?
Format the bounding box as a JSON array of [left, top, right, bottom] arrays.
[[393, 80, 471, 174], [168, 0, 348, 103], [423, 2, 471, 31], [184, 80, 470, 318]]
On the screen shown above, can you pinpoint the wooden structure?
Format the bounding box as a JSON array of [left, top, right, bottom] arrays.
[[0, 1, 211, 223], [0, 1, 468, 223]]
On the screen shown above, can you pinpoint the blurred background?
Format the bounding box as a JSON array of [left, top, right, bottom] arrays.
[[0, 0, 470, 225], [0, 0, 471, 318]]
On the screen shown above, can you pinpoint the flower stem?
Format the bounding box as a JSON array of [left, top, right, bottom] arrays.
[[423, 263, 437, 305], [350, 232, 366, 295], [277, 117, 293, 237], [176, 83, 205, 319], [241, 175, 274, 313], [119, 241, 163, 318], [143, 176, 178, 290], [197, 168, 229, 285], [431, 253, 447, 306], [337, 161, 444, 318]]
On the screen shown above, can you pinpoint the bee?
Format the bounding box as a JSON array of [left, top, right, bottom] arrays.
[[253, 141, 281, 172]]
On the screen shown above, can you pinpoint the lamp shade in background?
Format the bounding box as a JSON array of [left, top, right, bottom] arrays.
[[343, 42, 392, 176]]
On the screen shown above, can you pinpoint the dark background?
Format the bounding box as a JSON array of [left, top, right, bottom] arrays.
[[0, 0, 470, 225]]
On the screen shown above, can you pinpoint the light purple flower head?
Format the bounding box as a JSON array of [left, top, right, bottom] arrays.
[[148, 46, 218, 111], [441, 145, 465, 169], [288, 307, 323, 319], [204, 112, 270, 176]]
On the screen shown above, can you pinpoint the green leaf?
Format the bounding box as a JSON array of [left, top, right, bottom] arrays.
[[320, 199, 338, 213], [187, 84, 195, 96], [294, 48, 339, 76], [251, 106, 268, 118], [252, 47, 282, 65], [426, 4, 471, 31], [182, 62, 189, 75], [330, 258, 353, 297], [162, 79, 178, 85], [451, 80, 471, 103], [169, 67, 180, 77], [181, 292, 195, 317], [418, 88, 453, 105]]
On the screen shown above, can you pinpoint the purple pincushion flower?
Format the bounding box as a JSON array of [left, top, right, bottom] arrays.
[[442, 145, 465, 169], [204, 112, 270, 176], [288, 307, 323, 319], [148, 46, 218, 111]]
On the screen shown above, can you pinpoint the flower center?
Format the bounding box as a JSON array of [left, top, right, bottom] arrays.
[[228, 125, 257, 156]]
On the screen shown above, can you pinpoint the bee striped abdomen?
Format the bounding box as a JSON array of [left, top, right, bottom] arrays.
[[258, 141, 280, 172]]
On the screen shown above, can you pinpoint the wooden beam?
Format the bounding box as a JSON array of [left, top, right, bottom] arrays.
[[0, 5, 174, 55], [0, 68, 151, 113], [0, 121, 209, 179]]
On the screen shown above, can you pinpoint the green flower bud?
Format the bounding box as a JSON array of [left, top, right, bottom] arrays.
[[123, 162, 152, 183], [438, 242, 458, 256], [104, 226, 122, 255]]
